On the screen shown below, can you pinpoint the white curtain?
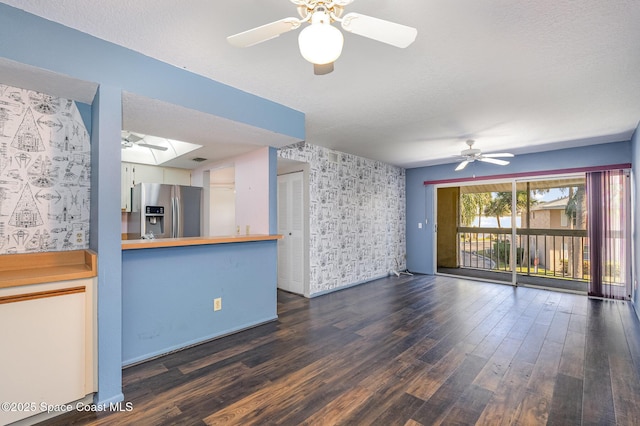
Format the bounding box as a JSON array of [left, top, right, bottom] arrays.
[[586, 170, 631, 299]]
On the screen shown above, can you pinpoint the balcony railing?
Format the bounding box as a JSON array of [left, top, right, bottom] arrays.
[[457, 227, 589, 282]]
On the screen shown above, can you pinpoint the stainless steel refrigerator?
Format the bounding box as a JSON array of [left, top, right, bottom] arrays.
[[128, 183, 202, 239]]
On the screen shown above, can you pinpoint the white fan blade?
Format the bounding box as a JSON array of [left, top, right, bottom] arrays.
[[227, 18, 301, 48], [455, 160, 470, 171], [340, 12, 417, 48], [124, 132, 143, 143], [483, 153, 514, 158], [478, 157, 510, 166], [289, 0, 357, 5], [138, 143, 168, 151]]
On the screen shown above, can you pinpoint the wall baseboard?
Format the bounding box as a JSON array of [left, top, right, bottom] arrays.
[[122, 316, 278, 367], [309, 274, 391, 298]]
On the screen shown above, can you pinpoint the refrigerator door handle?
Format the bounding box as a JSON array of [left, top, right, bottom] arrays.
[[173, 187, 181, 238], [171, 197, 178, 238], [171, 186, 175, 238]]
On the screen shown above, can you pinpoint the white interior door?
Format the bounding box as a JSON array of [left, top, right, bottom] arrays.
[[277, 172, 304, 294]]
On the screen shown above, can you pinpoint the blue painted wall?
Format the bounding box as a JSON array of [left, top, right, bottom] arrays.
[[406, 141, 632, 274], [0, 4, 304, 405], [632, 126, 640, 321], [76, 102, 92, 134], [122, 241, 278, 365]]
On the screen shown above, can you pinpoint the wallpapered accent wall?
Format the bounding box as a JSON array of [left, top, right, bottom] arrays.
[[279, 142, 406, 295], [0, 84, 90, 255]]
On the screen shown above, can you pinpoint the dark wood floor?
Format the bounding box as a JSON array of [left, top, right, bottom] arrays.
[[41, 275, 640, 425]]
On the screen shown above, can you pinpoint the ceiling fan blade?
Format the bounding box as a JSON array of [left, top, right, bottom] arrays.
[[227, 18, 301, 48], [314, 62, 334, 75], [138, 143, 168, 151], [124, 132, 143, 143], [340, 13, 417, 48], [333, 0, 356, 6], [483, 153, 514, 158], [289, 0, 356, 5], [455, 160, 470, 171], [478, 157, 510, 166]]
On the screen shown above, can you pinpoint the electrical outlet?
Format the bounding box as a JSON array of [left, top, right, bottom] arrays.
[[213, 298, 222, 311]]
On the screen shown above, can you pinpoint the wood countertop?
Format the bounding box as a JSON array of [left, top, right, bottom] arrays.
[[0, 250, 97, 289], [122, 234, 283, 250]]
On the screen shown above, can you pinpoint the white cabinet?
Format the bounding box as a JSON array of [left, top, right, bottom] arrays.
[[0, 278, 96, 425], [121, 163, 191, 211], [163, 167, 191, 186], [132, 163, 164, 186]]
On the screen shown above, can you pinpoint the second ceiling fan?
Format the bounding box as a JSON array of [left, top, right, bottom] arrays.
[[455, 140, 514, 171], [227, 0, 418, 75]]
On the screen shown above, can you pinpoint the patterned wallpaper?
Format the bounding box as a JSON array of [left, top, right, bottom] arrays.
[[279, 142, 406, 295], [0, 84, 90, 255]]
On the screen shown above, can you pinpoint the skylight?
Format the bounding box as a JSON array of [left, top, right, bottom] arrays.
[[121, 131, 202, 166]]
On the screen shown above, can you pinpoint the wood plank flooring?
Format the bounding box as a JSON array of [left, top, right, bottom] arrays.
[[41, 275, 640, 425]]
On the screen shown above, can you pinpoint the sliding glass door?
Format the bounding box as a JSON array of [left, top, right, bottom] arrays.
[[514, 176, 588, 292], [436, 169, 631, 299], [440, 174, 589, 292]]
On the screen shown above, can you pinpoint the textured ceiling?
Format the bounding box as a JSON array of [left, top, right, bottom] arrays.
[[3, 0, 640, 169]]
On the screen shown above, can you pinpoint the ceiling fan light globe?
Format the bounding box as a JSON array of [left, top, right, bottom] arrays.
[[298, 21, 344, 65]]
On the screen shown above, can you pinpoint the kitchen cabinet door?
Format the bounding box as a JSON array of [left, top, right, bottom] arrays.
[[163, 168, 191, 185], [132, 163, 164, 186], [0, 278, 96, 425]]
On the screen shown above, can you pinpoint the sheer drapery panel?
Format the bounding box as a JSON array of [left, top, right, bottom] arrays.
[[586, 170, 631, 299]]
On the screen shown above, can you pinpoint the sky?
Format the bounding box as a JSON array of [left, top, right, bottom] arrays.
[[477, 216, 521, 228], [535, 188, 565, 202]]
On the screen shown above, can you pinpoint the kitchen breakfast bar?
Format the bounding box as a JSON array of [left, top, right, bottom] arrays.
[[121, 234, 281, 366]]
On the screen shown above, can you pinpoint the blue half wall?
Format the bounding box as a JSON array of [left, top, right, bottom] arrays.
[[122, 241, 278, 366]]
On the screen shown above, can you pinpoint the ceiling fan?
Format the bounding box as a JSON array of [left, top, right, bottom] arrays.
[[121, 132, 168, 151], [227, 0, 418, 75], [455, 140, 514, 171]]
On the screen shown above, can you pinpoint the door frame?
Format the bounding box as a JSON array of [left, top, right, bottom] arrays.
[[436, 187, 460, 269], [433, 177, 518, 286]]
